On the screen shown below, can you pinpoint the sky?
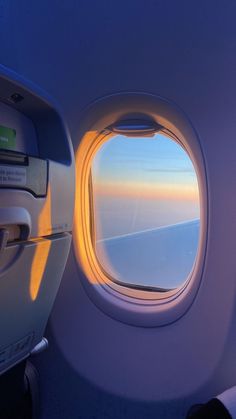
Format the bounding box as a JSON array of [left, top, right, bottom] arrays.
[[92, 133, 200, 241]]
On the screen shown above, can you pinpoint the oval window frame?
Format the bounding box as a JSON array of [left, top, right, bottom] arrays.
[[73, 93, 207, 326]]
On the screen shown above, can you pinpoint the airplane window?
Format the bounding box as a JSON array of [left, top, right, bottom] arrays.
[[91, 132, 200, 291]]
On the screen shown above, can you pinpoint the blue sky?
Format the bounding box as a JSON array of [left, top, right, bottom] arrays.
[[92, 133, 197, 189], [92, 133, 200, 240]]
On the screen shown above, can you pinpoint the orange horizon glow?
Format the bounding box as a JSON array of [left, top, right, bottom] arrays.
[[93, 181, 199, 202]]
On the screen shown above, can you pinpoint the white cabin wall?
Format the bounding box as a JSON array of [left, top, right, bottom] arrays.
[[1, 1, 236, 418]]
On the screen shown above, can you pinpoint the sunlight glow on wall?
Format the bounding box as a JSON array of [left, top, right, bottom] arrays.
[[30, 185, 52, 300], [30, 238, 51, 301], [74, 130, 103, 285], [38, 184, 52, 236]]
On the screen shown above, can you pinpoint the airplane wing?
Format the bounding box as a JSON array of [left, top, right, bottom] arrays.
[[96, 219, 200, 290]]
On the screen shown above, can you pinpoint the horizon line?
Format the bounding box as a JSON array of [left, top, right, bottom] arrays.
[[96, 218, 200, 244]]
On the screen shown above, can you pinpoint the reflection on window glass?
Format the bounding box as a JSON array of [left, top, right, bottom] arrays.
[[91, 133, 200, 291]]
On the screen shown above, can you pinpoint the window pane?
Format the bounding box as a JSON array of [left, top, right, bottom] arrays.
[[91, 133, 200, 291]]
